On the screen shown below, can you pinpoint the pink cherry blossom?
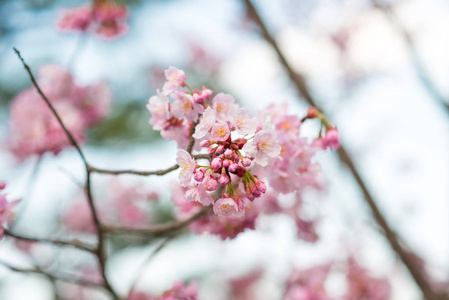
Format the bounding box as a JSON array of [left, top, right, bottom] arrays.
[[210, 122, 231, 142], [228, 106, 259, 135], [185, 183, 213, 206], [176, 149, 196, 186], [323, 128, 340, 150], [171, 91, 203, 122], [57, 6, 92, 32], [242, 128, 281, 167], [193, 107, 216, 139], [163, 66, 185, 95], [213, 198, 240, 217], [211, 93, 235, 121], [147, 90, 170, 130]]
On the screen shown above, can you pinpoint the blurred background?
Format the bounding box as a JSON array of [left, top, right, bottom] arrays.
[[0, 0, 448, 299]]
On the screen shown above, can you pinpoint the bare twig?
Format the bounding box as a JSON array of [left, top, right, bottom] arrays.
[[242, 1, 446, 299], [14, 48, 87, 164], [14, 48, 118, 299], [0, 259, 105, 289], [88, 154, 211, 176], [103, 207, 211, 236], [4, 229, 96, 253]]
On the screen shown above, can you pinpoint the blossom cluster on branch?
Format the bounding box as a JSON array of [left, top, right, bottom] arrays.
[[146, 66, 340, 240]]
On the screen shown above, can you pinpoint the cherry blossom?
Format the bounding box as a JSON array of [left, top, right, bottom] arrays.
[[176, 149, 197, 186]]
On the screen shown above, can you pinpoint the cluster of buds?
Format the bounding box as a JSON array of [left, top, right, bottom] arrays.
[[304, 107, 340, 150]]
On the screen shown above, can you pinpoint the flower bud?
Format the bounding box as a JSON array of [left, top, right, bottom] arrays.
[[224, 149, 233, 158], [194, 170, 204, 182], [222, 159, 230, 168], [205, 178, 218, 191], [241, 157, 251, 167], [211, 157, 222, 171], [216, 145, 225, 154], [228, 163, 238, 172], [200, 140, 211, 148]]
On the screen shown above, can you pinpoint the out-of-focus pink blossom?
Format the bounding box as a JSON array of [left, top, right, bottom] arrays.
[[322, 128, 340, 150], [57, 0, 129, 39], [211, 93, 235, 121], [163, 67, 186, 95], [149, 281, 198, 300], [8, 64, 111, 160]]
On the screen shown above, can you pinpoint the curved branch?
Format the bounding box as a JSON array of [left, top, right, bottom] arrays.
[[0, 259, 105, 289], [242, 1, 445, 299], [88, 154, 211, 176], [3, 229, 96, 253], [103, 207, 211, 236]]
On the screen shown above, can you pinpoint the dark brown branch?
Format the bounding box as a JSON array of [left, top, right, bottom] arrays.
[[103, 207, 211, 236], [88, 154, 211, 176], [242, 1, 446, 299], [4, 229, 96, 253], [0, 259, 105, 289], [186, 122, 198, 154]]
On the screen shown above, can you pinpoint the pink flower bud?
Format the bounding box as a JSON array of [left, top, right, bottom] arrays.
[[205, 178, 218, 191], [0, 182, 6, 190], [222, 159, 230, 168], [211, 157, 222, 170], [224, 149, 233, 158], [323, 128, 340, 150], [208, 146, 217, 155], [241, 157, 251, 167], [233, 153, 239, 161], [194, 170, 204, 182], [218, 173, 229, 185], [200, 140, 210, 148], [216, 145, 224, 154], [228, 163, 238, 172]]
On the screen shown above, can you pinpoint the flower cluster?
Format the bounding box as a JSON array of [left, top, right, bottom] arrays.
[[284, 259, 391, 300], [57, 0, 129, 39], [148, 66, 340, 222], [0, 182, 20, 238], [8, 64, 111, 160]]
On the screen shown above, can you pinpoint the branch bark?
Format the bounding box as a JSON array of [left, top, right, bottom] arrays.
[[242, 1, 447, 299]]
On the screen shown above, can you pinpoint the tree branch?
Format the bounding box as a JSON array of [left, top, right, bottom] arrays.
[[88, 154, 211, 176], [14, 48, 119, 300], [0, 259, 105, 289], [103, 207, 211, 236], [3, 229, 96, 253], [242, 1, 446, 299]]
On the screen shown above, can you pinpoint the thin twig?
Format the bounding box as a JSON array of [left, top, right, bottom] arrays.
[[242, 1, 445, 299], [0, 259, 105, 289], [4, 229, 96, 253], [88, 154, 211, 176], [103, 207, 211, 236], [14, 48, 87, 164], [14, 48, 119, 299]]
